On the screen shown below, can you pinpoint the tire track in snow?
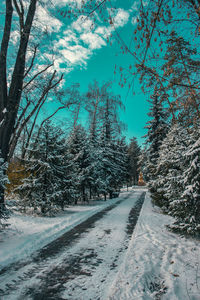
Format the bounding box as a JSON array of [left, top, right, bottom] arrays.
[[0, 191, 146, 300], [0, 191, 134, 298], [24, 192, 146, 300], [0, 195, 129, 278]]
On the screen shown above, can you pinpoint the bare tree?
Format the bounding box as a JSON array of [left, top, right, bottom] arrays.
[[0, 0, 38, 206], [8, 70, 64, 160]]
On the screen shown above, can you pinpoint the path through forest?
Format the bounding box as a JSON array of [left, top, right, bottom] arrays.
[[0, 190, 146, 300]]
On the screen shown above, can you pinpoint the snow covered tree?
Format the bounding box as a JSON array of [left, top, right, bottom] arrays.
[[144, 89, 169, 198], [60, 146, 80, 207], [16, 122, 65, 215], [127, 137, 141, 186], [115, 137, 129, 189], [138, 147, 149, 183], [145, 90, 169, 163], [151, 123, 188, 209], [95, 129, 126, 200], [84, 81, 126, 200], [66, 125, 90, 203], [169, 123, 200, 235]]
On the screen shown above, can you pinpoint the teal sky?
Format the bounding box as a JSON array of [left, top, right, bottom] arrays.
[[45, 0, 151, 146], [65, 42, 150, 145], [0, 0, 151, 146]]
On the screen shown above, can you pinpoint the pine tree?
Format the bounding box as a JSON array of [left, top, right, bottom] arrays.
[[60, 146, 80, 207], [96, 130, 115, 200], [16, 122, 65, 215], [96, 129, 126, 200], [87, 82, 126, 200], [145, 91, 169, 163], [66, 125, 89, 203], [138, 147, 149, 182], [169, 123, 200, 235], [127, 137, 141, 186], [114, 137, 129, 190], [144, 89, 169, 199], [152, 123, 188, 209]]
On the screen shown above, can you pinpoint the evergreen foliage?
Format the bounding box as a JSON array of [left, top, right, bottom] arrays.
[[66, 125, 89, 204], [144, 90, 169, 194], [151, 124, 188, 209], [127, 137, 141, 186], [143, 119, 200, 237], [169, 123, 200, 235], [144, 91, 169, 163], [16, 122, 65, 215], [5, 81, 134, 219]]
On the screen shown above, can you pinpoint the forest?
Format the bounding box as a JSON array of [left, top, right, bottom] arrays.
[[0, 0, 199, 238]]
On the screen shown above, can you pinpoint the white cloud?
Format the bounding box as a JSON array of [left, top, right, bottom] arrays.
[[80, 32, 106, 49], [34, 4, 62, 33], [57, 29, 79, 47], [10, 30, 20, 46], [131, 16, 138, 25], [95, 26, 112, 37], [53, 7, 130, 70], [60, 45, 91, 65], [72, 15, 93, 33], [33, 4, 130, 72], [51, 0, 84, 8], [129, 2, 139, 12], [112, 8, 130, 27]]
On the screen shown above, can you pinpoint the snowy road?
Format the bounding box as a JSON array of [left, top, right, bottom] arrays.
[[0, 190, 145, 300]]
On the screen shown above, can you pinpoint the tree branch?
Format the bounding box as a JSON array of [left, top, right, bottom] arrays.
[[23, 63, 54, 90], [85, 0, 107, 20], [142, 0, 164, 63], [13, 0, 24, 31], [23, 44, 39, 78]]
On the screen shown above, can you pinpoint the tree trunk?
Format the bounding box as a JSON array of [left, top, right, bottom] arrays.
[[0, 0, 13, 116], [0, 0, 38, 206]]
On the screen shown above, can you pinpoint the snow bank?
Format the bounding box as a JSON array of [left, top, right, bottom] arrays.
[[107, 192, 200, 300]]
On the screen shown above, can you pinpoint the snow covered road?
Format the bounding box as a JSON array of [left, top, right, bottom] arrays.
[[0, 190, 146, 300]]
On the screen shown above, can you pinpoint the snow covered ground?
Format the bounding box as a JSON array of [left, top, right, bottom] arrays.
[[0, 189, 144, 300], [0, 190, 133, 271], [108, 191, 200, 300], [0, 193, 125, 270], [1, 188, 200, 300]]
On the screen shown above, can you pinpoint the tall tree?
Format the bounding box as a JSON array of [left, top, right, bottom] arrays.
[[127, 137, 141, 186], [16, 121, 65, 215], [66, 125, 88, 204], [151, 123, 188, 209], [145, 90, 169, 163], [169, 122, 200, 235], [0, 0, 38, 208]]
